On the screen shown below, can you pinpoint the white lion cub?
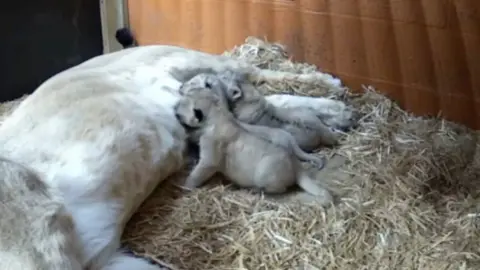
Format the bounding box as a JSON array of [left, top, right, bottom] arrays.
[[218, 70, 345, 152], [174, 84, 333, 204]]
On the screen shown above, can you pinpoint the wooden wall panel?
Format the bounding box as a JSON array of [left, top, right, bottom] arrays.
[[0, 0, 103, 102], [127, 0, 480, 129]]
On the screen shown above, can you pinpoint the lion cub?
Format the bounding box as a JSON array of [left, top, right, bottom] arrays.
[[177, 73, 327, 165], [216, 70, 342, 152], [174, 86, 333, 203]]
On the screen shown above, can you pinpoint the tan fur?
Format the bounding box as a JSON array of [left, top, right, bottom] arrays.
[[174, 87, 332, 204], [0, 157, 83, 270]]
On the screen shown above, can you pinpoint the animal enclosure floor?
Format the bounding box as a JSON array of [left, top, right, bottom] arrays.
[[1, 38, 479, 270]]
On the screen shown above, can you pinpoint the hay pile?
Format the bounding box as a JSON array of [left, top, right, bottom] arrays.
[[1, 38, 479, 270]]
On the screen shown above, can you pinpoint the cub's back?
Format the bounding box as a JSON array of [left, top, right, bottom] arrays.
[[223, 123, 291, 166]]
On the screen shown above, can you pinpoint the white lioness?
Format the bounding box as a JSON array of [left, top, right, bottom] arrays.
[[0, 41, 353, 269], [0, 157, 83, 270], [174, 85, 332, 203]]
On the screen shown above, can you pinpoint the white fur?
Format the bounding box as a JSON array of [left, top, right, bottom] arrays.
[[0, 53, 187, 269], [0, 45, 352, 269]]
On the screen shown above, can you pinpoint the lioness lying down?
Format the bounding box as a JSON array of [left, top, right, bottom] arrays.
[[0, 36, 356, 268], [174, 79, 333, 204]]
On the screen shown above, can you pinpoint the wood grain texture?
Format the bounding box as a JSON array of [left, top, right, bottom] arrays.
[[128, 0, 480, 128]]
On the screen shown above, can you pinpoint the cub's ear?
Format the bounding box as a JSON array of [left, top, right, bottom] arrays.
[[204, 76, 215, 89], [193, 108, 204, 123], [178, 83, 187, 95], [254, 80, 267, 87], [229, 88, 242, 102]]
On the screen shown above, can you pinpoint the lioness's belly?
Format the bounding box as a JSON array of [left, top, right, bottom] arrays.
[[0, 82, 187, 228]]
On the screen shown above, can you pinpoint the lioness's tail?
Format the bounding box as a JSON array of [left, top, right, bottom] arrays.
[[115, 27, 137, 49], [297, 171, 332, 205]]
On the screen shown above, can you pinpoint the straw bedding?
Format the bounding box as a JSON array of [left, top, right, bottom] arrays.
[[1, 37, 479, 270]]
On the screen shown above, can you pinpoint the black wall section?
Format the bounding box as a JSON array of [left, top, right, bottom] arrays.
[[0, 0, 103, 102]]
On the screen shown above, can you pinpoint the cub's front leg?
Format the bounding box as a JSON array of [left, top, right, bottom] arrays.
[[184, 135, 221, 189]]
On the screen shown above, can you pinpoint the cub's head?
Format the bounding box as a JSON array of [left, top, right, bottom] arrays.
[[174, 89, 225, 129], [179, 73, 243, 105], [217, 70, 263, 104]]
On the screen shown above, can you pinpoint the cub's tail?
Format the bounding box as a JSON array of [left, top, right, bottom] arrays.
[[289, 137, 326, 169], [115, 27, 137, 49], [296, 170, 332, 205]]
